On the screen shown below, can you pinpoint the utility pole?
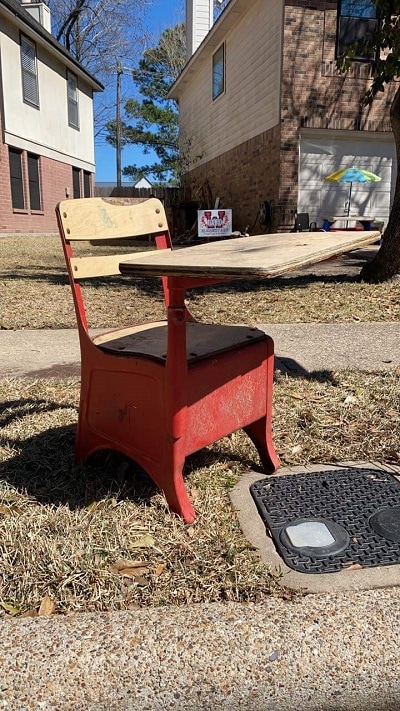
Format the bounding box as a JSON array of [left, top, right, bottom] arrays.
[[116, 61, 123, 188]]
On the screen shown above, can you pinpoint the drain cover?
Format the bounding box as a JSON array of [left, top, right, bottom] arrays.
[[250, 468, 400, 574], [369, 507, 400, 542]]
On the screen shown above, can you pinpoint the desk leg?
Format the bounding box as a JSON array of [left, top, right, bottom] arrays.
[[162, 290, 195, 523], [244, 334, 280, 474]]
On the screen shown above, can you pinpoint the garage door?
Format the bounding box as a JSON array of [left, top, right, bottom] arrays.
[[298, 130, 396, 229]]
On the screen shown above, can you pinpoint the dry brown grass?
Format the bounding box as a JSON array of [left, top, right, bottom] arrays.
[[0, 371, 399, 618], [0, 235, 399, 617], [1, 235, 400, 329]]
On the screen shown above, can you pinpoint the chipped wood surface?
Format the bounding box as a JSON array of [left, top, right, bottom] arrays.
[[70, 250, 164, 279], [58, 197, 167, 241], [119, 230, 381, 279]]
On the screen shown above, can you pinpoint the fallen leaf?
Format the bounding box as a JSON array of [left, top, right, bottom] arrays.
[[0, 504, 22, 515], [0, 601, 20, 616], [38, 595, 56, 616], [112, 558, 147, 571], [155, 563, 166, 577], [287, 393, 303, 400], [131, 534, 155, 549], [19, 609, 38, 618], [112, 566, 150, 579], [85, 501, 100, 513], [343, 563, 363, 571], [132, 576, 148, 586], [186, 526, 196, 538]]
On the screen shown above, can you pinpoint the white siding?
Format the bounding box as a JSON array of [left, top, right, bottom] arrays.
[[1, 17, 95, 168], [177, 0, 283, 169], [186, 0, 214, 56]]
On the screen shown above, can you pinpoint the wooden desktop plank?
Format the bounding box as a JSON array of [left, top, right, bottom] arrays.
[[119, 230, 380, 279]]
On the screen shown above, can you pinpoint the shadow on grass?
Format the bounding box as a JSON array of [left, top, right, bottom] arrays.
[[0, 265, 362, 298], [0, 369, 339, 509], [275, 362, 341, 385], [0, 420, 159, 509], [0, 395, 221, 509], [0, 397, 77, 430], [0, 419, 265, 510]]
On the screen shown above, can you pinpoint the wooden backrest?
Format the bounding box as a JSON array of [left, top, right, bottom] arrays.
[[57, 197, 172, 278], [56, 197, 172, 331]]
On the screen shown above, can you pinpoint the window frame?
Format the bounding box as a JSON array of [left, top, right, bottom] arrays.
[[20, 34, 40, 108], [67, 70, 80, 129], [83, 171, 91, 198], [336, 0, 378, 62], [72, 166, 81, 198], [27, 153, 42, 211], [9, 148, 25, 210], [212, 43, 225, 101]]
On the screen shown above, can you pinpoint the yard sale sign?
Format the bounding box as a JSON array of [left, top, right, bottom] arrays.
[[198, 209, 232, 238]]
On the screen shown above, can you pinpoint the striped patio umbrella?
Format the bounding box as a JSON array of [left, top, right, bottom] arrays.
[[324, 167, 381, 218]]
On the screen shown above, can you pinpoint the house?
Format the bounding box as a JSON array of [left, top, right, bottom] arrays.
[[170, 0, 397, 232], [0, 0, 103, 233], [134, 176, 153, 189]]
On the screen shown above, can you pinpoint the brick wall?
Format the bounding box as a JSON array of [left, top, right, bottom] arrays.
[[279, 0, 395, 227], [181, 125, 282, 233], [178, 0, 395, 232], [0, 138, 93, 234]]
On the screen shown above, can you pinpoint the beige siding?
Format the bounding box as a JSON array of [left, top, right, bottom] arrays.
[[0, 17, 95, 168], [178, 0, 283, 169]]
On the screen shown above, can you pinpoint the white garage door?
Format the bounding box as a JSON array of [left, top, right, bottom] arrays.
[[298, 130, 396, 229]]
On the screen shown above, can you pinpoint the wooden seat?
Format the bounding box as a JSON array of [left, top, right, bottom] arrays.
[[56, 197, 279, 522], [93, 322, 266, 363]]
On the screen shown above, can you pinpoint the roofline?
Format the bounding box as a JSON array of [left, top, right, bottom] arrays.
[[0, 0, 103, 91], [168, 0, 247, 99]]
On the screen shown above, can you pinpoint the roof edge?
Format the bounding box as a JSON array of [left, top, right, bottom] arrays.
[[0, 0, 103, 91]]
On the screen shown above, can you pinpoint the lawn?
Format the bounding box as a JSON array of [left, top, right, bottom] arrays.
[[0, 234, 399, 617], [1, 235, 400, 329]]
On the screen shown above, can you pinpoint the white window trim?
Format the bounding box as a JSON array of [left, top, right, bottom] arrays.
[[20, 34, 39, 108], [67, 71, 80, 129]]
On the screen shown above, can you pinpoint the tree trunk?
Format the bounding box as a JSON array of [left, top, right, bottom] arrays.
[[360, 85, 400, 282]]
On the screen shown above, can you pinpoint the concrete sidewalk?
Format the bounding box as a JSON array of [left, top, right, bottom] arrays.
[[1, 319, 400, 709], [0, 321, 399, 378], [2, 591, 400, 710]]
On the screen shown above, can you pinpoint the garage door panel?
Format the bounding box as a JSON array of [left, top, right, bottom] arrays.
[[299, 133, 396, 228]]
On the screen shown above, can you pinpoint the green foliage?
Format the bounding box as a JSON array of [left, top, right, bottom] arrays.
[[338, 1, 400, 104], [106, 23, 186, 185]]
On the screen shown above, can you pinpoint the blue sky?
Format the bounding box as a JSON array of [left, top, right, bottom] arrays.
[[94, 0, 184, 183]]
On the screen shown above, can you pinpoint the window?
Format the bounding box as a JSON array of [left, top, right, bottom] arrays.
[[336, 0, 378, 60], [28, 153, 41, 210], [9, 148, 25, 209], [83, 171, 91, 197], [212, 44, 225, 100], [20, 35, 39, 107], [67, 71, 79, 128], [72, 167, 81, 198]]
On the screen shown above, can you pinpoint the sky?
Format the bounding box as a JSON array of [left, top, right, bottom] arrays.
[[94, 0, 184, 183]]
